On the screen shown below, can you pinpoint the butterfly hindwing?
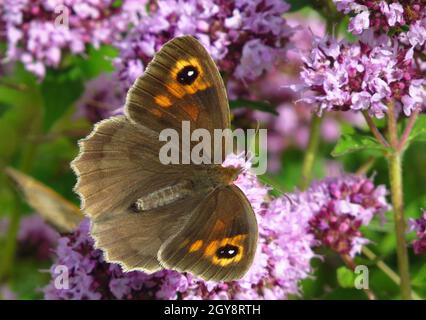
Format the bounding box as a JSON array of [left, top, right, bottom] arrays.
[[125, 36, 230, 134], [90, 194, 204, 272], [159, 185, 258, 281]]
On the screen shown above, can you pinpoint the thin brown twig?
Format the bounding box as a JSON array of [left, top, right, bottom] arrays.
[[398, 108, 420, 152], [355, 157, 376, 176], [362, 247, 421, 300], [362, 111, 390, 148], [0, 79, 28, 91], [386, 102, 399, 148]]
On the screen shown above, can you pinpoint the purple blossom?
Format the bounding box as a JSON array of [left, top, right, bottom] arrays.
[[75, 74, 124, 123], [17, 215, 60, 260], [0, 214, 59, 261], [333, 1, 424, 36], [305, 175, 389, 257], [113, 0, 292, 89], [348, 10, 370, 35], [409, 210, 426, 255], [0, 285, 17, 300], [296, 33, 426, 117], [401, 79, 426, 116], [379, 2, 405, 27], [228, 17, 364, 173], [405, 18, 426, 48], [1, 0, 143, 78]]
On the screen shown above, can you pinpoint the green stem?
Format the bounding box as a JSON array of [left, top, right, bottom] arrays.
[[0, 190, 21, 281], [362, 247, 420, 300], [299, 115, 322, 190], [386, 102, 411, 300], [388, 152, 411, 299], [355, 157, 376, 176]]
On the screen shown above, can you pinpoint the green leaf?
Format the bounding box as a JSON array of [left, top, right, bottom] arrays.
[[0, 83, 43, 161], [74, 45, 118, 80], [10, 259, 51, 299], [331, 132, 386, 157], [40, 45, 117, 131], [41, 70, 84, 132], [229, 99, 278, 115], [112, 0, 123, 8], [337, 266, 355, 289], [286, 0, 314, 12], [408, 115, 426, 144], [412, 264, 426, 289]]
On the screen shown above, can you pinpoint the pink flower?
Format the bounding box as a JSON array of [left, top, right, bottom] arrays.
[[295, 33, 425, 118], [1, 0, 144, 78], [306, 175, 390, 257], [379, 2, 405, 27], [409, 210, 426, 255], [113, 0, 292, 89], [349, 10, 370, 35]]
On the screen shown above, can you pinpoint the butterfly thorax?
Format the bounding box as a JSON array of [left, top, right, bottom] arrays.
[[131, 165, 240, 212], [206, 165, 241, 187]]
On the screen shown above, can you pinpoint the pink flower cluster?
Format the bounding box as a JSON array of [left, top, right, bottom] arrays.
[[1, 0, 144, 78], [305, 175, 389, 257], [409, 210, 426, 254], [227, 17, 364, 172], [75, 74, 125, 122], [114, 0, 293, 89], [0, 215, 59, 261], [333, 0, 426, 41], [296, 33, 426, 117]]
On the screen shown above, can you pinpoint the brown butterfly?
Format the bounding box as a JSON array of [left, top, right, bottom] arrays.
[[71, 36, 258, 281]]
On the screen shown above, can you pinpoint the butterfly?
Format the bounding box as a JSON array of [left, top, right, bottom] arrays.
[[71, 36, 258, 281]]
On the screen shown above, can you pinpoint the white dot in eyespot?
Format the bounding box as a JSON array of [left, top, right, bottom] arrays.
[[187, 70, 195, 77]]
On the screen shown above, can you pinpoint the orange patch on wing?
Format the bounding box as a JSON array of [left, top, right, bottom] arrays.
[[167, 82, 186, 98], [148, 108, 162, 117], [181, 104, 200, 121], [185, 79, 210, 94], [204, 240, 219, 257], [212, 220, 226, 233], [189, 240, 203, 252], [154, 95, 172, 108]]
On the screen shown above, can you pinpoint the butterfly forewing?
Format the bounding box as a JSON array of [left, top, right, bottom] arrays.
[[126, 36, 230, 134]]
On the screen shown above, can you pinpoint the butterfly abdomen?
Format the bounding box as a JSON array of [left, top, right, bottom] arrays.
[[131, 180, 193, 212]]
